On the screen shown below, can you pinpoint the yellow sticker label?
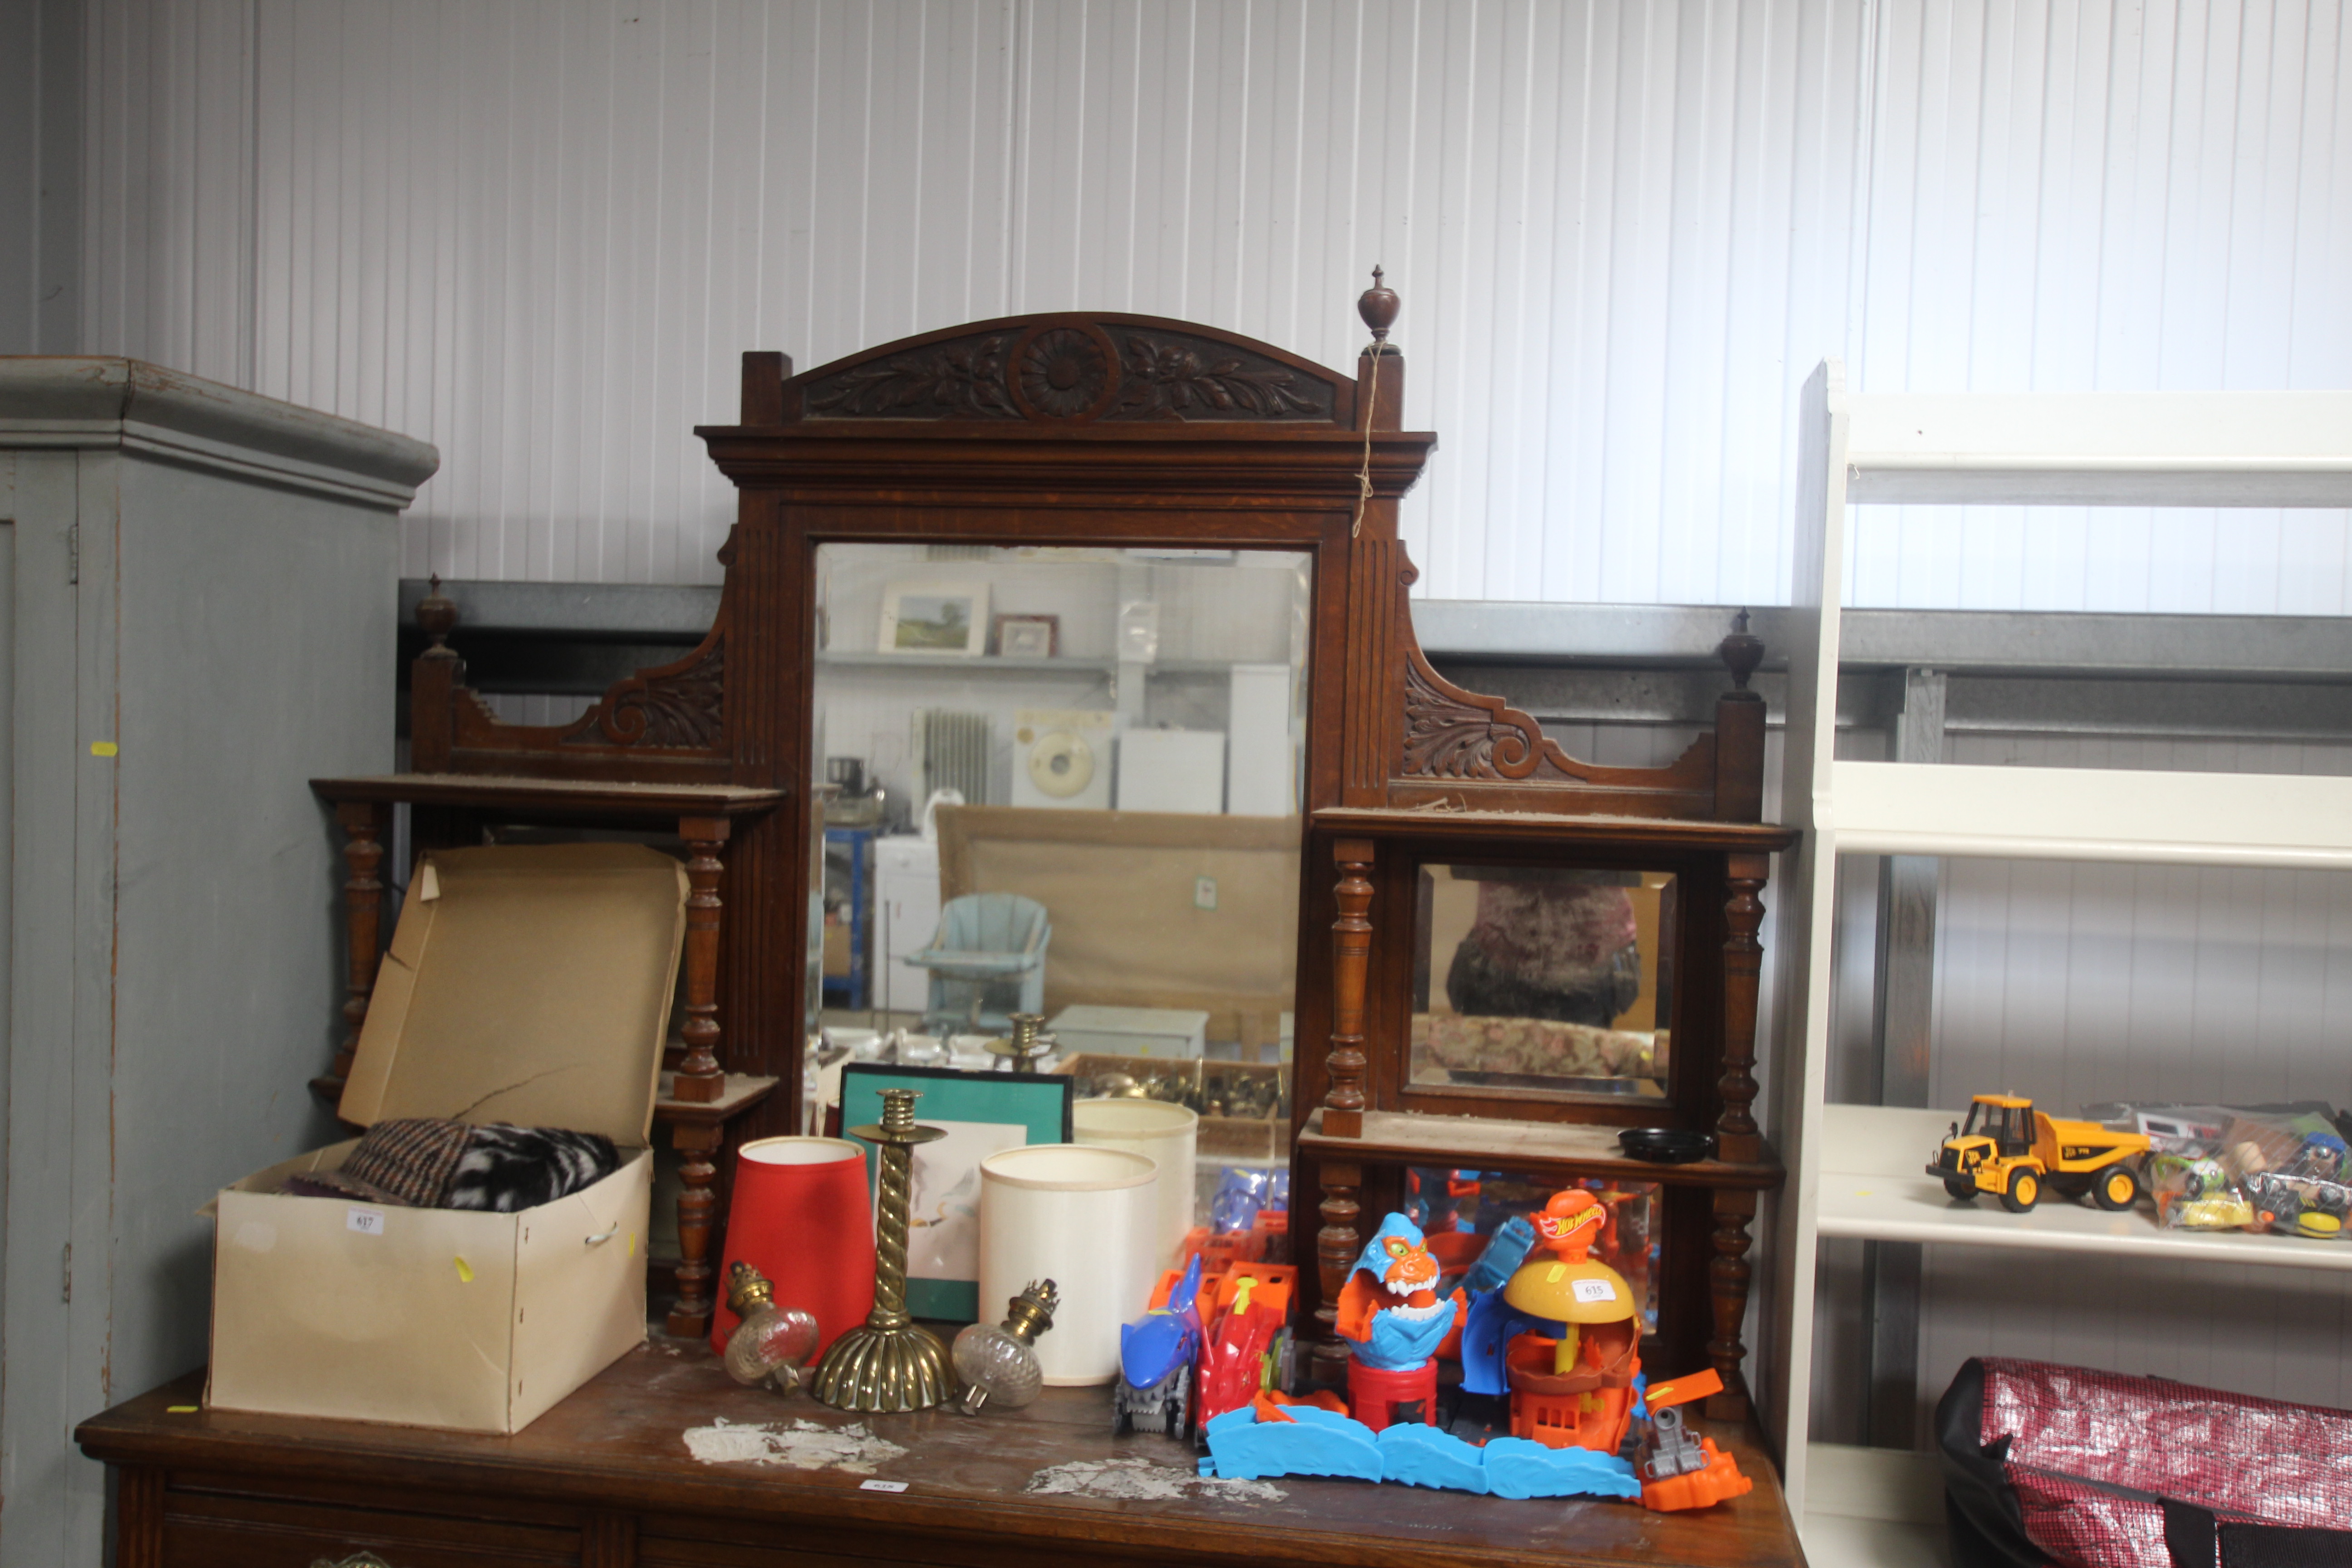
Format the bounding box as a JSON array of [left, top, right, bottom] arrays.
[[90, 741, 118, 757], [166, 1405, 199, 1413], [453, 1256, 475, 1284], [628, 1232, 636, 1257]]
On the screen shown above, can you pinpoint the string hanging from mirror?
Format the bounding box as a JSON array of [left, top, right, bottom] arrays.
[[1353, 266, 1401, 539], [1353, 343, 1386, 539]]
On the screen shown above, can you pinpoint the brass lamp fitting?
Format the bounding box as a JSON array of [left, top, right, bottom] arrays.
[[811, 1088, 954, 1412]]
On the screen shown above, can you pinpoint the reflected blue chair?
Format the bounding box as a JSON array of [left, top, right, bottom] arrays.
[[908, 892, 1051, 1036]]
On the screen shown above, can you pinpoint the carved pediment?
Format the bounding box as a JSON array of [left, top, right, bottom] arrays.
[[797, 316, 1343, 425], [562, 638, 725, 750], [1397, 643, 1719, 809]]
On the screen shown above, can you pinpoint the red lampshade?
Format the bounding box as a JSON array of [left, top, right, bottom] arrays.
[[710, 1136, 875, 1357]]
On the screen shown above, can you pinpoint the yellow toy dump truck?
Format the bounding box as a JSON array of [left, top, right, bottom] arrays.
[[1928, 1094, 2151, 1213]]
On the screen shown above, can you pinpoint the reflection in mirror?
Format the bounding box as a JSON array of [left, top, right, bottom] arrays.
[[1411, 864, 1676, 1100], [1406, 1167, 1661, 1331], [809, 543, 1310, 1217]]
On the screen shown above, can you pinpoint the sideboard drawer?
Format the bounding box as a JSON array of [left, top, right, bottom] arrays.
[[163, 1490, 578, 1568]]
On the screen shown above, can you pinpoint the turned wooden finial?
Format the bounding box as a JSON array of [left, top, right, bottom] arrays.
[[416, 573, 459, 656], [1357, 266, 1400, 344], [1718, 608, 1764, 691]]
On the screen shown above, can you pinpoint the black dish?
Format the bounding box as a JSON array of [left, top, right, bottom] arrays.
[[1618, 1127, 1716, 1164]]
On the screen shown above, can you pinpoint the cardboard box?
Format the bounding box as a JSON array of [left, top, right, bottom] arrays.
[[207, 843, 687, 1432]]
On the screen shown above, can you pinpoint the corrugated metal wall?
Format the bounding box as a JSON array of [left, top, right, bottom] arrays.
[[74, 0, 2352, 607]]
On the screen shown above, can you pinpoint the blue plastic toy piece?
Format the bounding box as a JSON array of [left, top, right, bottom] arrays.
[[1481, 1437, 1642, 1501], [1209, 1167, 1272, 1234], [1115, 1255, 1203, 1436], [1459, 1290, 1562, 1397], [1377, 1423, 1490, 1494], [1461, 1215, 1535, 1296], [1203, 1406, 1383, 1484]]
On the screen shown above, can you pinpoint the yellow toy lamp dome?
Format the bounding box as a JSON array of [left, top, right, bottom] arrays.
[[1503, 1256, 1637, 1324], [1504, 1191, 1636, 1379]]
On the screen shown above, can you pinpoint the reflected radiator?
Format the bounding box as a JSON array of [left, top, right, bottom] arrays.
[[917, 710, 990, 806]]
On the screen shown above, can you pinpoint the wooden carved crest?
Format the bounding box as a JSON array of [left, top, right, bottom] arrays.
[[799, 318, 1341, 425], [1395, 643, 1719, 812], [1401, 649, 1553, 779], [563, 638, 725, 750]]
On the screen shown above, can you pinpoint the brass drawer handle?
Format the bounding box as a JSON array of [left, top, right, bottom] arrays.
[[311, 1554, 396, 1568]]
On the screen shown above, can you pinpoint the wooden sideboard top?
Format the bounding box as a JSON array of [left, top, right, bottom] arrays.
[[78, 1335, 1801, 1568]]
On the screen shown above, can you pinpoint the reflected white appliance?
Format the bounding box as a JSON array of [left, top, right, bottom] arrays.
[[872, 835, 943, 1015], [1115, 728, 1226, 814], [1226, 662, 1294, 816], [1010, 708, 1116, 811]]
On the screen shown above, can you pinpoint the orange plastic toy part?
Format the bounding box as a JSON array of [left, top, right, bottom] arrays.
[[1201, 1227, 1268, 1273], [1149, 1264, 1225, 1312], [1531, 1191, 1607, 1264], [1213, 1263, 1295, 1317], [1640, 1438, 1753, 1513], [1643, 1367, 1724, 1412], [1253, 1388, 1347, 1424]]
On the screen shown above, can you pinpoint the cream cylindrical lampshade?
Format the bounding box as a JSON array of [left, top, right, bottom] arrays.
[[978, 1145, 1157, 1386], [1072, 1098, 1198, 1268]]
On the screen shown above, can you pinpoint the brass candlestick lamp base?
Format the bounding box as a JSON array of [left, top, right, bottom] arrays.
[[811, 1088, 955, 1413], [985, 1012, 1054, 1073]]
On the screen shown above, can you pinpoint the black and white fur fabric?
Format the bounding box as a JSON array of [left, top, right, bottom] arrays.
[[283, 1117, 621, 1212], [444, 1124, 622, 1212]]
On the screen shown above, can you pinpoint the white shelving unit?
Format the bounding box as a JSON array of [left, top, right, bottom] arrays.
[[1767, 362, 2352, 1564]]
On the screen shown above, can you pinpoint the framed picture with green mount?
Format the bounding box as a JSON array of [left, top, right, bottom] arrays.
[[838, 1063, 1074, 1321]]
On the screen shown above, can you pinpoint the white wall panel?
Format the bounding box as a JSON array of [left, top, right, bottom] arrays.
[[1842, 0, 2352, 614], [74, 0, 1868, 601], [67, 0, 2352, 599]]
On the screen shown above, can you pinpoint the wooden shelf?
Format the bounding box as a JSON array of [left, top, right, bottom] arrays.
[[1832, 760, 2352, 869], [1299, 1107, 1782, 1191], [653, 1072, 779, 1124], [1816, 1104, 2352, 1274], [1800, 1444, 1946, 1568], [816, 652, 1274, 674], [815, 651, 1118, 672], [311, 772, 788, 817], [1312, 806, 1798, 854]]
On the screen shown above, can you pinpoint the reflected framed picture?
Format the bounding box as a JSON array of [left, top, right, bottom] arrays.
[[838, 1063, 1073, 1321], [993, 613, 1059, 659], [879, 582, 990, 656]]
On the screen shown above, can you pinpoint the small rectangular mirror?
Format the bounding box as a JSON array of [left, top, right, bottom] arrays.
[[1409, 863, 1676, 1100]]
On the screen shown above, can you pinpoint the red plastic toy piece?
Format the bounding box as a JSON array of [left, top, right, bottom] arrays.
[[1347, 1358, 1439, 1433]]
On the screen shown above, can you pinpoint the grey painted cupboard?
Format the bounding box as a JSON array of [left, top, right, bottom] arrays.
[[0, 360, 435, 1564]]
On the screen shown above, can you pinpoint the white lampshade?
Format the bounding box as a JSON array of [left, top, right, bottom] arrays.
[[1072, 1097, 1199, 1268], [978, 1144, 1157, 1386]]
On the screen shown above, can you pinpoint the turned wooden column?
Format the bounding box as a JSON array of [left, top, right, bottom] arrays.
[[672, 815, 731, 1104], [1322, 838, 1375, 1139], [322, 799, 390, 1091], [666, 1119, 725, 1338], [1715, 852, 1769, 1164], [1311, 1156, 1364, 1384], [1707, 1188, 1758, 1420]]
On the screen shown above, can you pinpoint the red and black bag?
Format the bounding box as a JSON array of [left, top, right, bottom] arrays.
[[1939, 1357, 2352, 1568]]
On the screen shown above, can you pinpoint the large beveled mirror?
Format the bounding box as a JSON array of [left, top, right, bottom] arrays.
[[809, 542, 1313, 1223]]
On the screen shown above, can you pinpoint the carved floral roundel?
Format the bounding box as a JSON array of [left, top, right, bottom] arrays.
[[1013, 327, 1113, 418]]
